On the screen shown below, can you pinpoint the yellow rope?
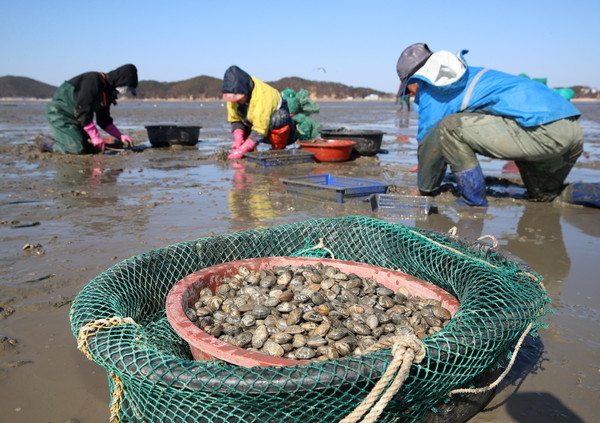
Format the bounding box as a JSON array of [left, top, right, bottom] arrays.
[[109, 372, 124, 423], [77, 316, 138, 360], [340, 335, 425, 423], [76, 316, 138, 423]]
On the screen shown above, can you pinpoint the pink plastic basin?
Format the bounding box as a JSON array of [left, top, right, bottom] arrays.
[[166, 256, 459, 367]]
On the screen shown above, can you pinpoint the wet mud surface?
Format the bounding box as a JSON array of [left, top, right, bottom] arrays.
[[0, 100, 599, 422]]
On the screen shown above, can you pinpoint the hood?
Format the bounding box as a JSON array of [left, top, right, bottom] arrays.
[[106, 64, 138, 88], [410, 50, 467, 87], [222, 65, 254, 95]]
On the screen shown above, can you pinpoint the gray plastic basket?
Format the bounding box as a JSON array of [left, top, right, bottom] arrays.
[[369, 194, 432, 219]]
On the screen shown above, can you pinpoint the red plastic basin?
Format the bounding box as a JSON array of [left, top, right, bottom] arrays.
[[298, 139, 356, 162], [166, 256, 459, 368]]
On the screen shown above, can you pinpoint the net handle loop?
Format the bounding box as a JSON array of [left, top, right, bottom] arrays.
[[76, 316, 138, 423], [409, 227, 542, 283], [449, 322, 532, 397]]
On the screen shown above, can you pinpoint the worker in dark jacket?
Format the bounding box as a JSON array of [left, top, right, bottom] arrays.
[[39, 64, 138, 153], [222, 65, 293, 159], [396, 43, 583, 206]]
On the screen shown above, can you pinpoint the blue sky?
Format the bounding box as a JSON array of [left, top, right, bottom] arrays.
[[2, 0, 599, 93]]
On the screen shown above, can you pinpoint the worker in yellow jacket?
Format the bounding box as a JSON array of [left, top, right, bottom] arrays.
[[222, 65, 293, 159]]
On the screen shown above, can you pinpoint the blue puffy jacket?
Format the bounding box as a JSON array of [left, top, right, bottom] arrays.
[[410, 50, 581, 142]]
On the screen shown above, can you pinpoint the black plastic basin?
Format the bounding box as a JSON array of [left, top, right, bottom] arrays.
[[145, 125, 201, 147]]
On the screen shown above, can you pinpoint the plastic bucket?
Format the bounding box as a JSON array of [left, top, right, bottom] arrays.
[[145, 125, 201, 147], [298, 139, 356, 162], [320, 129, 384, 156], [166, 256, 459, 367]]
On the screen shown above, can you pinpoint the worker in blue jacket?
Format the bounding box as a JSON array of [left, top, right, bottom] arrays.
[[396, 43, 584, 206]]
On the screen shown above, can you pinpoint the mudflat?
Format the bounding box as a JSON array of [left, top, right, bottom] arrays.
[[1, 100, 598, 422]]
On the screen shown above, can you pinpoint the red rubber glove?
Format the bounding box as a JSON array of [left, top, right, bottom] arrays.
[[231, 129, 245, 149], [105, 124, 133, 147], [83, 123, 105, 151], [228, 139, 256, 160]]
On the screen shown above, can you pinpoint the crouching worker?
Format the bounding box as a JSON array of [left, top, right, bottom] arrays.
[[396, 43, 583, 206], [38, 64, 138, 153], [222, 65, 294, 159]]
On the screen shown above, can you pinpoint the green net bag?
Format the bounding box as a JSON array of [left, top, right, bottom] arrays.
[[70, 216, 550, 423]]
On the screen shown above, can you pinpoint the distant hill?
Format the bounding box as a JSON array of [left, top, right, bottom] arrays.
[[1, 75, 598, 100], [138, 76, 390, 100], [267, 77, 388, 100], [0, 75, 391, 100], [568, 85, 600, 99], [137, 76, 224, 100], [0, 76, 56, 98]]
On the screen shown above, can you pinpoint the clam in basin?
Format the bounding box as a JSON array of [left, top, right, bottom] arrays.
[[165, 256, 459, 367]]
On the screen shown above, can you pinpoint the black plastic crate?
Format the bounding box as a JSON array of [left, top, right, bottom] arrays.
[[244, 149, 315, 167]]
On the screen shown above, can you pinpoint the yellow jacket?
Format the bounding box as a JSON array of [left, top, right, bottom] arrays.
[[227, 76, 280, 138]]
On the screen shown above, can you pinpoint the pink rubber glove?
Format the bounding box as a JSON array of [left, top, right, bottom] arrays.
[[228, 139, 256, 160], [105, 124, 133, 147], [83, 123, 104, 151], [231, 129, 245, 149]]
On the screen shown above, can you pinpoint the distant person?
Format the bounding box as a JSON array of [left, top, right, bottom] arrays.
[[396, 43, 583, 206], [221, 65, 294, 159], [37, 64, 138, 154], [396, 83, 411, 111]]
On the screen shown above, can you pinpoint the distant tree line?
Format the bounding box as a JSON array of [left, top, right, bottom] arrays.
[[1, 75, 598, 100]]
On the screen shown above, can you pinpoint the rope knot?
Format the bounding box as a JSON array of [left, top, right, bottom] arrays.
[[293, 237, 335, 259], [340, 334, 425, 423]]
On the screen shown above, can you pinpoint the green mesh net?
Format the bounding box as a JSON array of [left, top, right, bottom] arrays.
[[281, 88, 323, 140], [281, 88, 321, 116], [70, 216, 550, 423]]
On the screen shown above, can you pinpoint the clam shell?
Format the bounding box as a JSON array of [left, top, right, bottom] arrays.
[[284, 325, 305, 335], [270, 332, 293, 344], [286, 308, 302, 325], [432, 306, 452, 321], [295, 346, 316, 360], [240, 314, 256, 328], [307, 336, 328, 348], [252, 305, 270, 319], [251, 324, 268, 349], [292, 334, 308, 348], [262, 339, 285, 357], [234, 331, 253, 347], [276, 272, 292, 287]]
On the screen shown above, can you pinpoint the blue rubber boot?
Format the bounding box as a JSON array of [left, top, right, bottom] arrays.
[[453, 165, 488, 207], [35, 134, 55, 153], [558, 182, 600, 208]]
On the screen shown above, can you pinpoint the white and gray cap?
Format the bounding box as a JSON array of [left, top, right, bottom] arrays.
[[396, 43, 433, 85]]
